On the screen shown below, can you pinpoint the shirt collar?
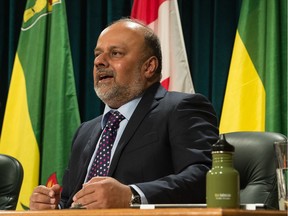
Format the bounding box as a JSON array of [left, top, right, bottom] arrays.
[[101, 96, 142, 129]]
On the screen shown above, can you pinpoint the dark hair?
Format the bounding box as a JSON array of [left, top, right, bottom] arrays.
[[111, 18, 162, 76]]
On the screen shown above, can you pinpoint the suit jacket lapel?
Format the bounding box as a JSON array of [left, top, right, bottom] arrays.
[[68, 118, 102, 204], [81, 120, 102, 177], [108, 83, 166, 175]]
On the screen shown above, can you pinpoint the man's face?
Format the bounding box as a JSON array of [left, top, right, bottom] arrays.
[[93, 21, 148, 108]]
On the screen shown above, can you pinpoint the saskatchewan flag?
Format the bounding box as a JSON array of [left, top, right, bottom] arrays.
[[0, 0, 80, 210], [220, 0, 287, 136]]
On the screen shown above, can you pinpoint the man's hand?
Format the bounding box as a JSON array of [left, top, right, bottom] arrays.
[[29, 184, 61, 210], [71, 177, 132, 209]]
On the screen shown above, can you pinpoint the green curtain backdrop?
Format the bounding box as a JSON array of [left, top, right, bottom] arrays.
[[0, 0, 242, 133]]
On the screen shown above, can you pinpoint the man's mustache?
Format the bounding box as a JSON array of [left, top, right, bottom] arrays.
[[95, 69, 115, 79]]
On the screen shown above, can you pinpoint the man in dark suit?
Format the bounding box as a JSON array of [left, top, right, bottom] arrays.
[[29, 18, 219, 210]]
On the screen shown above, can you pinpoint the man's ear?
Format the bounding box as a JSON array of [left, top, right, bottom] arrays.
[[142, 56, 158, 79]]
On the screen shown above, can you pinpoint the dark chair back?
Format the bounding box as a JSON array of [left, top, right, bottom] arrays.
[[0, 154, 23, 210], [224, 131, 287, 209]]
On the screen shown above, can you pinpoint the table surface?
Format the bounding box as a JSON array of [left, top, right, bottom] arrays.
[[0, 208, 286, 216]]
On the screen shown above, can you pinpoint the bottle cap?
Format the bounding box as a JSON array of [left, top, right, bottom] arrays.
[[212, 134, 235, 152]]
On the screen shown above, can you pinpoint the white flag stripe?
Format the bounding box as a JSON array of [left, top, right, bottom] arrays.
[[148, 0, 194, 93]]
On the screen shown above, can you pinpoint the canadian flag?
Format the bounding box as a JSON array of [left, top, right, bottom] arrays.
[[131, 0, 194, 93]]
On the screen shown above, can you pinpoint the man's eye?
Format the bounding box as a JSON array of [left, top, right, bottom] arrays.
[[111, 51, 123, 57]]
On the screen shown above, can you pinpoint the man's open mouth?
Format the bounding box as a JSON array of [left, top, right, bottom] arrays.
[[99, 74, 113, 81]]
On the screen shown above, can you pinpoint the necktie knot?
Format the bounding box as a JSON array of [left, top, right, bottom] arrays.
[[106, 110, 125, 130]]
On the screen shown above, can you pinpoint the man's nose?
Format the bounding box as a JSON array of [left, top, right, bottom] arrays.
[[94, 53, 108, 68]]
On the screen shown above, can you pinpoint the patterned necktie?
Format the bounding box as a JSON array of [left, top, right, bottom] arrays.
[[87, 111, 125, 180]]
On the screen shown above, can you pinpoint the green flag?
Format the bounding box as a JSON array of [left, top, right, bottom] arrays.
[[0, 0, 80, 209], [220, 0, 287, 136]]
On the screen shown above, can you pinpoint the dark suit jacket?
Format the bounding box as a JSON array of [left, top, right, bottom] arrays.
[[60, 82, 219, 208]]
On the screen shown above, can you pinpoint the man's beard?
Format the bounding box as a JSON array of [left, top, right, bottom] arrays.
[[94, 76, 145, 107]]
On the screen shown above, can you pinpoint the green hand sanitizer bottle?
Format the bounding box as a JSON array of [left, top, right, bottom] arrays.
[[206, 134, 240, 208]]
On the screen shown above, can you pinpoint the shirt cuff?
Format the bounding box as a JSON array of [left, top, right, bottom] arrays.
[[129, 184, 148, 204]]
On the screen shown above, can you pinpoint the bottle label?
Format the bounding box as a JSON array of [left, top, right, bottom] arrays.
[[215, 193, 232, 200]]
